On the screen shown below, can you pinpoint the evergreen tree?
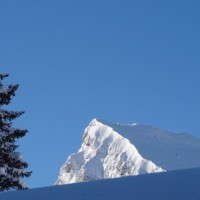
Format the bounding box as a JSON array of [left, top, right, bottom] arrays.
[[0, 74, 31, 191]]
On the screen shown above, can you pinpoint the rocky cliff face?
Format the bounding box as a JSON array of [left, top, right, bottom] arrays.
[[56, 119, 200, 185]]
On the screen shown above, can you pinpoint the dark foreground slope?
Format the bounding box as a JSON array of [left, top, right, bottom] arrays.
[[1, 168, 200, 200]]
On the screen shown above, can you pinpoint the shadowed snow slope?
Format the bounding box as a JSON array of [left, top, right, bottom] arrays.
[[1, 168, 200, 200], [56, 119, 200, 184]]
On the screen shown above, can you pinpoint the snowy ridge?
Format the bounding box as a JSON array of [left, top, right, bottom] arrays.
[[56, 119, 200, 185]]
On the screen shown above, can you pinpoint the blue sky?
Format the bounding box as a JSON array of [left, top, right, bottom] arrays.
[[0, 0, 200, 188]]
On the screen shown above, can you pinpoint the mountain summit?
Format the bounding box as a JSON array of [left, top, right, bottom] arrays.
[[56, 119, 200, 185]]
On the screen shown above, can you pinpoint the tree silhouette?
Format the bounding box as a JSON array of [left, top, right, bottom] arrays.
[[0, 74, 31, 191]]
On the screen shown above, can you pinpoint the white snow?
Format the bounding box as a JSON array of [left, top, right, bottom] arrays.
[[0, 86, 10, 94], [10, 152, 24, 160], [1, 167, 200, 200], [0, 167, 6, 176], [56, 119, 200, 185]]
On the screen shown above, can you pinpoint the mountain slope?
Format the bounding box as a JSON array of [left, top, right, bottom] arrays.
[[56, 119, 200, 184], [1, 168, 200, 200]]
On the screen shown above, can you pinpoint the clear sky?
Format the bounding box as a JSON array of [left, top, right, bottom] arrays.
[[0, 0, 200, 188]]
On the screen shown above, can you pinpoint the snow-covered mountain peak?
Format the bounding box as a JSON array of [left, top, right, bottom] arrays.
[[88, 118, 116, 127], [56, 119, 200, 185], [89, 118, 165, 135]]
